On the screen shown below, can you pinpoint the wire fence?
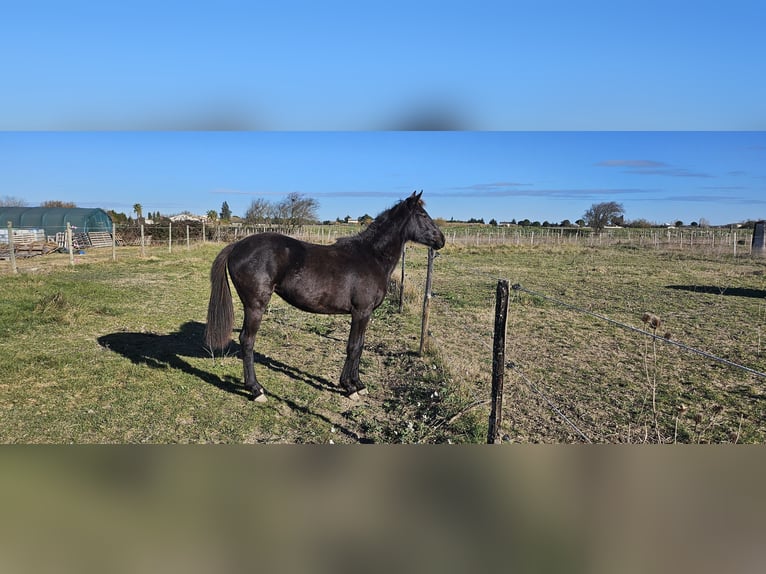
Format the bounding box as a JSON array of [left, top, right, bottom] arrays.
[[442, 225, 756, 256], [399, 241, 766, 444], [4, 218, 765, 443], [1, 221, 758, 253]]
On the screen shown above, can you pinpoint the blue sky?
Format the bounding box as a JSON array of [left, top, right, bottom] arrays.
[[1, 2, 765, 225], [2, 1, 764, 130], [2, 132, 765, 225]]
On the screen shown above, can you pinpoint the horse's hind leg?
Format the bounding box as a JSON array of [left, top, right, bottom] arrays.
[[240, 301, 268, 402]]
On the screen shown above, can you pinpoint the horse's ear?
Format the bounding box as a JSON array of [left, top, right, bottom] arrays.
[[407, 189, 423, 205]]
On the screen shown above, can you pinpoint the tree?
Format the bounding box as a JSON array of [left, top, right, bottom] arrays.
[[106, 209, 128, 224], [133, 203, 143, 220], [583, 201, 624, 233], [277, 192, 319, 227], [220, 201, 232, 221], [627, 218, 653, 229], [207, 210, 218, 222], [244, 198, 271, 224], [41, 200, 77, 208], [0, 195, 26, 206], [675, 220, 684, 228]]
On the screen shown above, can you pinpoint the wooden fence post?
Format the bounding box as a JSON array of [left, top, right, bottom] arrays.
[[67, 222, 74, 266], [186, 225, 190, 250], [418, 247, 435, 356], [168, 221, 173, 253], [140, 224, 146, 257], [112, 222, 117, 261], [7, 221, 17, 274], [398, 247, 406, 313], [487, 279, 510, 444]]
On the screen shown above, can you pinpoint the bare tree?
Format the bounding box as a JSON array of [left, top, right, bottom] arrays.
[[0, 195, 27, 207], [41, 200, 77, 208], [244, 193, 320, 227], [244, 198, 272, 224], [583, 201, 625, 233], [278, 192, 319, 227]]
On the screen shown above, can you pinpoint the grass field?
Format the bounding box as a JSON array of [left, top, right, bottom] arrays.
[[1, 239, 765, 443]]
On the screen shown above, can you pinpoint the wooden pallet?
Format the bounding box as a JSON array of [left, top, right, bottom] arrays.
[[0, 241, 61, 259], [55, 231, 115, 249], [87, 232, 114, 248]]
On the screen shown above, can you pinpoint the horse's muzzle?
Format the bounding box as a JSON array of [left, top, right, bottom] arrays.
[[432, 230, 446, 250]]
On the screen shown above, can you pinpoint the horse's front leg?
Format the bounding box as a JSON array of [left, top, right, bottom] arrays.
[[340, 310, 371, 397]]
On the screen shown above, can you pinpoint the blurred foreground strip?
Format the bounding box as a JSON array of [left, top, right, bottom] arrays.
[[1, 447, 764, 574]]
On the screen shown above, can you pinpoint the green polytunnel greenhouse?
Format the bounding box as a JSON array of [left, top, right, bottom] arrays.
[[1, 207, 113, 240]]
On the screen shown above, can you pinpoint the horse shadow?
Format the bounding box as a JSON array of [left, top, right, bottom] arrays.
[[666, 285, 766, 299], [97, 321, 362, 440]]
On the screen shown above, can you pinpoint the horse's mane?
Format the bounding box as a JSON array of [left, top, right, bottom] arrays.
[[336, 198, 414, 252]]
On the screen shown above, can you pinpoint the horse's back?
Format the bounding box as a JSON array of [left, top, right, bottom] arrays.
[[224, 232, 383, 315]]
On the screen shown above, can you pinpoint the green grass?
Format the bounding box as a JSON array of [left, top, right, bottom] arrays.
[[1, 241, 765, 443]]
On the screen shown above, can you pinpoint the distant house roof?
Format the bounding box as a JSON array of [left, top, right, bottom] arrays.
[[169, 213, 208, 223], [0, 207, 113, 237]]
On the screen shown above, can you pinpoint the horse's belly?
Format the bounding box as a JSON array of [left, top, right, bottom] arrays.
[[275, 284, 351, 315]]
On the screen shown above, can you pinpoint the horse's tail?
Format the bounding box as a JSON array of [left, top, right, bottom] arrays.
[[204, 243, 236, 351]]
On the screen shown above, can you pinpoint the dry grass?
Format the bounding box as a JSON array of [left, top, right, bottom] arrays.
[[420, 243, 766, 443], [1, 240, 765, 443]]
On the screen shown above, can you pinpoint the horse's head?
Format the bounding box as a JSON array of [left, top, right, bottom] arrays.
[[404, 191, 445, 250]]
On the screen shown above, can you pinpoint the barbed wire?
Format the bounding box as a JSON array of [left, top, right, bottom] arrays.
[[511, 283, 766, 380], [506, 362, 594, 443]]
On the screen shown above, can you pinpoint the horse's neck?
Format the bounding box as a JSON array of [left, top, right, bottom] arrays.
[[365, 227, 408, 273]]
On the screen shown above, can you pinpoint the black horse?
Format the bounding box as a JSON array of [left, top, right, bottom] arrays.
[[204, 191, 445, 401]]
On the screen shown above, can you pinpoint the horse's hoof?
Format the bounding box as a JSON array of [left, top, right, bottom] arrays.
[[253, 393, 268, 403], [347, 388, 368, 399]]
